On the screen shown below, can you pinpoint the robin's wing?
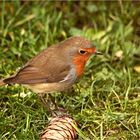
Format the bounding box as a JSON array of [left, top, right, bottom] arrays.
[[4, 44, 73, 84], [4, 64, 71, 84]]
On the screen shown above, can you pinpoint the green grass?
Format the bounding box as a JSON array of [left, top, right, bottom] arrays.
[[0, 1, 140, 140]]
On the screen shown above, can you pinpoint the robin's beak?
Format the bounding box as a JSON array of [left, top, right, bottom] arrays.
[[86, 47, 102, 55], [90, 46, 102, 55], [95, 51, 102, 55]]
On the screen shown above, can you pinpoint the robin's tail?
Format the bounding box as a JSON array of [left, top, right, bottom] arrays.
[[0, 80, 6, 86]]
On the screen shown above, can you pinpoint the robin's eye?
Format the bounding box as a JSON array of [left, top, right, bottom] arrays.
[[79, 49, 87, 55]]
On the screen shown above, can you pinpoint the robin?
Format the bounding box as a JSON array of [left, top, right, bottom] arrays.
[[0, 36, 101, 111]]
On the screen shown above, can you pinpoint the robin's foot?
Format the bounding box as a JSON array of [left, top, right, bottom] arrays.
[[52, 107, 67, 117]]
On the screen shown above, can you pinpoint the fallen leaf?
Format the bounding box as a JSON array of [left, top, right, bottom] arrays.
[[134, 66, 140, 73], [114, 50, 123, 60]]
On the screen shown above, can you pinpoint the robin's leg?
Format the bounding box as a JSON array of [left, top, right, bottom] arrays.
[[38, 95, 52, 114], [48, 94, 67, 116], [39, 94, 67, 116], [38, 94, 59, 116], [48, 94, 58, 110]]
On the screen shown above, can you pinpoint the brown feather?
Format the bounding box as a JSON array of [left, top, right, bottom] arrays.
[[4, 44, 71, 84], [4, 64, 71, 84]]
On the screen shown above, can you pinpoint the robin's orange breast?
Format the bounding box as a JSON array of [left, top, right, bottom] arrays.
[[73, 55, 89, 77]]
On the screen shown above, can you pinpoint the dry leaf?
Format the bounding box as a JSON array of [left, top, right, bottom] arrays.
[[114, 50, 123, 60], [134, 66, 140, 73]]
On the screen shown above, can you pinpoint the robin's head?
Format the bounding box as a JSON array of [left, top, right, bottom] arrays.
[[60, 36, 100, 77], [60, 36, 98, 57]]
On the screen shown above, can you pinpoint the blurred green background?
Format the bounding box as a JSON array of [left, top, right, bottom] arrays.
[[0, 1, 140, 140]]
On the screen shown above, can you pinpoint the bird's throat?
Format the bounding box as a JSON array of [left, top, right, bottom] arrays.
[[73, 55, 89, 77]]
